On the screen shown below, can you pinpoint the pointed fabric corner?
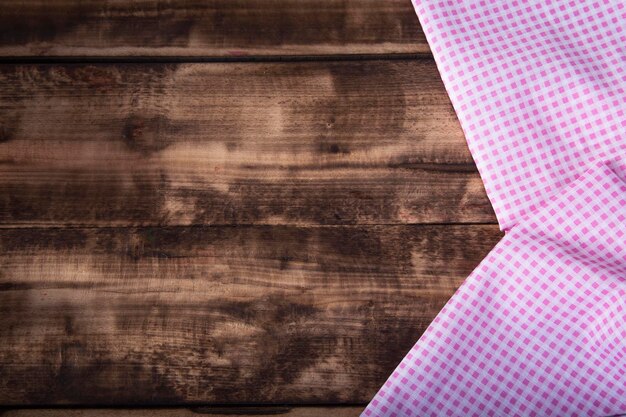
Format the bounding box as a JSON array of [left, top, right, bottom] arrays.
[[363, 1, 626, 416]]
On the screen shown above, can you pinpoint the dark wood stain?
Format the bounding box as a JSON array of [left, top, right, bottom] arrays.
[[0, 225, 503, 404], [122, 114, 179, 155], [0, 1, 497, 410], [0, 125, 13, 143], [0, 0, 428, 57], [0, 406, 365, 416], [0, 110, 21, 144], [0, 61, 494, 227], [68, 66, 121, 90]]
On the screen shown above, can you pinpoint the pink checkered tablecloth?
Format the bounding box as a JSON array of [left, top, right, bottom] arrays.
[[363, 1, 626, 416]]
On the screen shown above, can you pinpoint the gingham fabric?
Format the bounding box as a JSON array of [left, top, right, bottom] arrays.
[[418, 0, 626, 232], [363, 1, 626, 416], [364, 160, 626, 416]]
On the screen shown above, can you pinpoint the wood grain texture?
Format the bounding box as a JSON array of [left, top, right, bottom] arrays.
[[0, 225, 502, 405], [0, 0, 427, 58], [0, 0, 501, 411], [0, 61, 494, 227], [0, 407, 365, 417]]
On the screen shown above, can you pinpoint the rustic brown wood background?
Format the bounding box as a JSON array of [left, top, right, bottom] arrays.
[[0, 1, 502, 415]]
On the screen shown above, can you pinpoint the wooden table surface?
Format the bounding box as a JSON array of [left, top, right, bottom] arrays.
[[0, 1, 502, 415]]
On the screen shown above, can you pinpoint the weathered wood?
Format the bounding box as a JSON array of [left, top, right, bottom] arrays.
[[0, 407, 365, 417], [0, 61, 494, 227], [0, 407, 364, 417], [0, 224, 502, 405], [0, 0, 427, 58]]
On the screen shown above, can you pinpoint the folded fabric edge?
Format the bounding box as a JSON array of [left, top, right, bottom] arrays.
[[361, 158, 626, 416]]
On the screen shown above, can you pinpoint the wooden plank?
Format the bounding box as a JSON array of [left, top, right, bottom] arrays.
[[0, 407, 365, 417], [0, 224, 503, 405], [0, 0, 428, 58], [0, 407, 364, 417], [0, 407, 364, 416], [0, 61, 494, 227]]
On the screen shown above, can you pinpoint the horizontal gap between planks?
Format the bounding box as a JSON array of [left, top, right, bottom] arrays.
[[0, 222, 501, 231], [0, 52, 432, 65], [0, 403, 367, 417], [0, 403, 367, 408]]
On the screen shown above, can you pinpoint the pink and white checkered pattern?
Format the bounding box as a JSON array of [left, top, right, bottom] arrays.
[[363, 1, 626, 416], [417, 0, 626, 232], [364, 160, 626, 416]]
